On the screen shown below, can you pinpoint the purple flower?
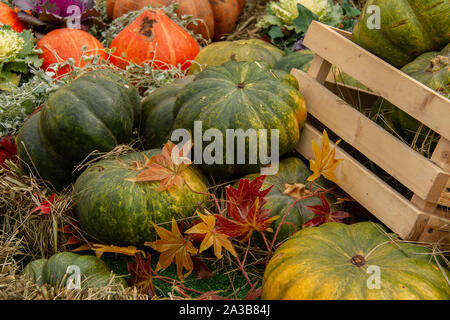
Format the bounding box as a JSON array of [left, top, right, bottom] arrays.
[[292, 37, 309, 52]]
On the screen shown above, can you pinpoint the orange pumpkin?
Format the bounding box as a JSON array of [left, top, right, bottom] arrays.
[[106, 0, 244, 40], [0, 2, 26, 32], [36, 29, 107, 78], [109, 9, 200, 71]]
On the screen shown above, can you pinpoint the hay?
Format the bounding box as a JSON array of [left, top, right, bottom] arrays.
[[226, 0, 270, 41]]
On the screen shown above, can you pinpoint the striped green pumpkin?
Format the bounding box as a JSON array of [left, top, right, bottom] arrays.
[[16, 69, 141, 189], [173, 61, 307, 178], [141, 76, 194, 149], [74, 150, 209, 246], [262, 222, 450, 300], [376, 44, 449, 141], [353, 0, 450, 68], [188, 39, 284, 75], [23, 252, 126, 288]]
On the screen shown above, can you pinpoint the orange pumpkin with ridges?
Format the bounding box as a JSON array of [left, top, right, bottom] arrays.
[[36, 29, 107, 78], [107, 0, 214, 40], [106, 0, 244, 40], [0, 2, 26, 32], [109, 9, 200, 71]]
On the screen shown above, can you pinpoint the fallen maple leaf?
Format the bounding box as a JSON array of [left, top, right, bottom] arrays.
[[127, 141, 192, 192], [31, 193, 56, 215], [307, 129, 343, 184], [191, 256, 213, 279], [59, 223, 81, 246], [72, 243, 145, 258], [0, 135, 17, 168], [145, 218, 198, 282], [303, 194, 351, 228], [185, 211, 237, 259], [245, 285, 263, 300], [127, 253, 156, 296], [283, 183, 312, 200], [215, 176, 279, 242]]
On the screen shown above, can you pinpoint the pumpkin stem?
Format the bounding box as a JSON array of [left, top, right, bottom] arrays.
[[237, 82, 246, 89], [427, 55, 448, 73], [350, 254, 366, 267]]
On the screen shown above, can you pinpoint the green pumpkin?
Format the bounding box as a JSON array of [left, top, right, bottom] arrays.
[[16, 69, 141, 189], [23, 252, 126, 288], [141, 76, 194, 149], [74, 150, 210, 246], [262, 222, 450, 300], [188, 39, 284, 75], [240, 157, 336, 241], [378, 44, 449, 140], [353, 0, 450, 68], [173, 61, 307, 178]]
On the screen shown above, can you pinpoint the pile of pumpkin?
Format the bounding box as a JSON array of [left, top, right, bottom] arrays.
[[1, 0, 449, 300]]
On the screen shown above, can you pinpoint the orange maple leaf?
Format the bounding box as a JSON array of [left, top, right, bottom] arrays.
[[127, 141, 192, 192], [185, 211, 237, 259], [307, 129, 343, 184], [72, 243, 145, 258], [145, 218, 198, 282]]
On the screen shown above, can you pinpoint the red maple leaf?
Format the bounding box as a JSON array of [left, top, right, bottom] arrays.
[[58, 223, 81, 245], [303, 194, 351, 228], [215, 176, 279, 242], [31, 193, 56, 215], [0, 135, 17, 167], [127, 253, 156, 296]]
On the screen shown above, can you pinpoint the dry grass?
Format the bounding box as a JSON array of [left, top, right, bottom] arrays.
[[0, 165, 74, 260], [226, 0, 270, 41]]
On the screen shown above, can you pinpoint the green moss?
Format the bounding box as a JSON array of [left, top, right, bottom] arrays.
[[101, 253, 260, 300]]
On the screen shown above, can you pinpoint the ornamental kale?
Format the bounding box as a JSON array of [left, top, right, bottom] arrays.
[[0, 26, 42, 91], [257, 0, 360, 52]]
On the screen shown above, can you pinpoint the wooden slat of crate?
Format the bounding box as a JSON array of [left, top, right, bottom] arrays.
[[296, 123, 440, 240], [321, 77, 450, 209], [291, 69, 449, 203], [302, 21, 450, 140]]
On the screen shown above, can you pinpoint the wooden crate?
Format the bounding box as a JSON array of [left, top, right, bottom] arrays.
[[291, 21, 450, 243]]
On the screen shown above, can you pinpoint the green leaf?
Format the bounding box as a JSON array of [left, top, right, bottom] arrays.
[[0, 71, 20, 91], [256, 14, 283, 30], [4, 61, 29, 74], [291, 4, 318, 34], [17, 29, 36, 57], [342, 0, 360, 19], [24, 55, 43, 68], [320, 4, 344, 27], [268, 26, 284, 41]]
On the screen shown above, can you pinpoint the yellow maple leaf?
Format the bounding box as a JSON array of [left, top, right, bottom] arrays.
[[145, 218, 198, 282], [185, 211, 237, 259], [307, 129, 343, 184], [72, 243, 145, 258]]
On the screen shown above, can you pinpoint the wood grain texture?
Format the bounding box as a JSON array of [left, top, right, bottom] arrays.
[[303, 21, 450, 140], [292, 68, 449, 202]]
